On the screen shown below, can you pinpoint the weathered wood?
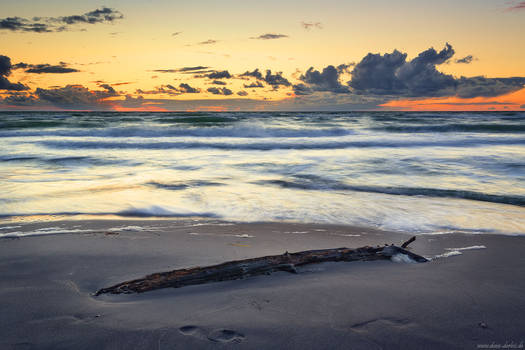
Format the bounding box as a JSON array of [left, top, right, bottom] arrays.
[[95, 243, 427, 296], [401, 236, 416, 249]]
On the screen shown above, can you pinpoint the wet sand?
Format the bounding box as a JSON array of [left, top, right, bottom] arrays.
[[1, 219, 524, 349]]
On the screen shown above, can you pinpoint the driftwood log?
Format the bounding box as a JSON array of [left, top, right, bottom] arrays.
[[95, 236, 426, 296]]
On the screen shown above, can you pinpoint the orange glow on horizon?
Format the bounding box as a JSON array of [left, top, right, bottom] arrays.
[[381, 88, 525, 111]]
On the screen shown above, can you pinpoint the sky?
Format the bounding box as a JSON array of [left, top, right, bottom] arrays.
[[1, 0, 525, 111]]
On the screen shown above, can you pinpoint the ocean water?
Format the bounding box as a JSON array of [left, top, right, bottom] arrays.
[[1, 111, 524, 235]]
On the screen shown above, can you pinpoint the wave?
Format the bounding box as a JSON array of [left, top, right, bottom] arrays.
[[257, 179, 525, 207], [372, 123, 525, 133], [37, 137, 525, 151], [0, 126, 352, 139], [0, 206, 220, 219], [147, 180, 224, 190]]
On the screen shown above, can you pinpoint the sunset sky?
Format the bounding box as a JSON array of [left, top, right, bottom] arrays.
[[1, 0, 525, 111]]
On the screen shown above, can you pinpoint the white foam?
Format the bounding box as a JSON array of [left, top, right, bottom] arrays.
[[0, 226, 21, 230], [1, 228, 93, 238], [391, 253, 416, 263], [107, 225, 155, 232], [231, 234, 255, 238], [445, 245, 486, 251], [433, 250, 463, 259]]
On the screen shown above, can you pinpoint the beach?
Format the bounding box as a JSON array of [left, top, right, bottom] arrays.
[[1, 219, 524, 349]]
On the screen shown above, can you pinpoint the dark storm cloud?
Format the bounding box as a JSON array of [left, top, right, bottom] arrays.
[[35, 84, 118, 108], [207, 87, 233, 95], [0, 55, 29, 91], [263, 70, 291, 88], [292, 83, 313, 96], [301, 22, 323, 30], [0, 92, 39, 106], [455, 76, 525, 98], [205, 70, 232, 79], [243, 81, 264, 88], [178, 83, 200, 93], [298, 65, 349, 93], [13, 62, 80, 74], [348, 44, 456, 97], [250, 33, 288, 40], [239, 68, 290, 89], [137, 83, 201, 95], [240, 69, 263, 80], [455, 55, 475, 64], [0, 7, 123, 33], [99, 84, 116, 94]]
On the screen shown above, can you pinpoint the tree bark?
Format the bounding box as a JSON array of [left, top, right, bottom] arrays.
[[95, 242, 427, 296]]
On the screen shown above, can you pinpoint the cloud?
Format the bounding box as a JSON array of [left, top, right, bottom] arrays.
[[301, 22, 323, 30], [521, 104, 525, 109], [251, 33, 288, 40], [349, 44, 456, 97], [207, 87, 233, 95], [240, 69, 263, 80], [0, 54, 29, 91], [204, 70, 232, 79], [152, 66, 210, 73], [0, 7, 123, 33], [243, 81, 264, 88], [178, 83, 200, 93], [137, 83, 201, 95], [237, 91, 248, 96], [197, 39, 218, 45], [455, 55, 475, 64], [508, 1, 525, 10], [239, 68, 290, 89], [13, 62, 80, 74], [35, 84, 118, 109], [212, 80, 227, 85], [263, 70, 291, 88], [172, 32, 182, 36], [455, 76, 525, 98], [298, 65, 349, 94]]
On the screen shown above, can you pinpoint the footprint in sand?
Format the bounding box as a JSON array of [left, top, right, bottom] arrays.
[[207, 329, 245, 343], [179, 325, 245, 343]]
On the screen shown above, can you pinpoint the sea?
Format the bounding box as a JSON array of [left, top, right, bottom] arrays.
[[1, 111, 524, 236]]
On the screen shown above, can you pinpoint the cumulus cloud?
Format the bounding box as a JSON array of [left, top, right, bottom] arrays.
[[137, 83, 200, 95], [243, 81, 264, 88], [298, 65, 349, 94], [240, 69, 264, 80], [301, 22, 323, 30], [455, 76, 525, 98], [178, 83, 200, 93], [455, 55, 476, 64], [240, 68, 289, 89], [0, 55, 29, 91], [35, 84, 118, 108], [251, 33, 288, 40], [205, 70, 231, 79], [0, 7, 123, 33], [13, 62, 80, 74], [207, 87, 233, 95]]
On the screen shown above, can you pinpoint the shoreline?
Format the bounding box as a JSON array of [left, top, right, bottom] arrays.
[[1, 219, 525, 349]]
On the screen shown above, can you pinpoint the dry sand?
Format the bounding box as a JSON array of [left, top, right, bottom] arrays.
[[1, 219, 524, 349]]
